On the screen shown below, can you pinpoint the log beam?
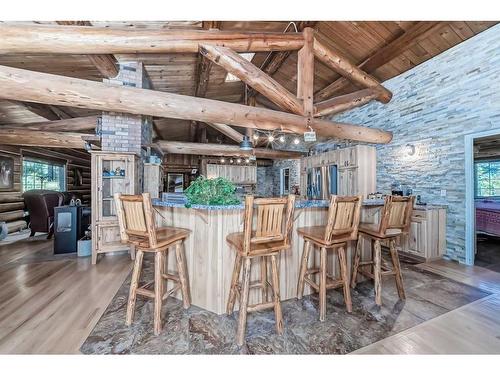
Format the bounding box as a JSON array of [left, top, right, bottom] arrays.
[[312, 34, 392, 104], [0, 115, 99, 131], [205, 123, 244, 143], [247, 21, 317, 99], [0, 129, 87, 148], [200, 44, 304, 115], [156, 141, 303, 159], [314, 88, 380, 117], [56, 21, 119, 78], [297, 27, 315, 117], [0, 24, 304, 54], [314, 22, 442, 102], [0, 65, 392, 144]]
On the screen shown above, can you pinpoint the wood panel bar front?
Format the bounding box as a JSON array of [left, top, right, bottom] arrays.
[[154, 204, 377, 314]]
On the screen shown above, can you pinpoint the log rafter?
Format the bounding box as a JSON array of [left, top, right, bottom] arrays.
[[0, 115, 99, 131], [0, 64, 392, 144], [56, 21, 119, 78], [314, 88, 380, 117], [314, 21, 443, 102], [200, 44, 304, 115]]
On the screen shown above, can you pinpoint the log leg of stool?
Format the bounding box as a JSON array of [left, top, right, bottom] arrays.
[[373, 239, 382, 306], [129, 244, 136, 261], [297, 240, 311, 300], [126, 249, 144, 326], [351, 236, 362, 288], [153, 251, 164, 335], [338, 246, 352, 313], [176, 241, 191, 309], [270, 254, 284, 335], [226, 253, 242, 315], [319, 246, 327, 322], [236, 257, 252, 346], [261, 256, 268, 303], [389, 239, 406, 300]]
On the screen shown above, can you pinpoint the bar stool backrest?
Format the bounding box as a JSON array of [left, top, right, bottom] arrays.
[[324, 195, 363, 243], [378, 195, 415, 236], [242, 195, 296, 255], [114, 192, 157, 247]]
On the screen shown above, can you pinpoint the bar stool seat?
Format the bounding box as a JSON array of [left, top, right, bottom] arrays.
[[226, 232, 288, 255], [358, 223, 402, 238], [351, 196, 415, 306], [296, 195, 363, 322], [114, 193, 192, 336], [226, 195, 296, 346]]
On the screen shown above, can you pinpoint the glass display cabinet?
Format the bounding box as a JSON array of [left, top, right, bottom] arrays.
[[91, 151, 139, 264]]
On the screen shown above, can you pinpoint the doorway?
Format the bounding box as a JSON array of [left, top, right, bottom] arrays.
[[465, 129, 500, 269]]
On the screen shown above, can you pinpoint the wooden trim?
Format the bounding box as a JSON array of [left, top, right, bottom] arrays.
[[312, 34, 392, 104], [314, 88, 380, 117], [0, 24, 305, 54], [0, 65, 393, 144], [200, 44, 304, 114]]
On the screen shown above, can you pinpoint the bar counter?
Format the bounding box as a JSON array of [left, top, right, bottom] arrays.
[[152, 198, 386, 314]]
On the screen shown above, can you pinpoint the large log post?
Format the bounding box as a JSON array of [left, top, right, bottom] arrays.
[[0, 65, 393, 144], [0, 24, 305, 54], [297, 27, 315, 117]]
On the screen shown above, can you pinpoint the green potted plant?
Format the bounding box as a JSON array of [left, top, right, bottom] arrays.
[[184, 176, 241, 207]]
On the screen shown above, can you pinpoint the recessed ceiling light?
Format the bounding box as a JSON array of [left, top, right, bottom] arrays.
[[236, 158, 242, 164]]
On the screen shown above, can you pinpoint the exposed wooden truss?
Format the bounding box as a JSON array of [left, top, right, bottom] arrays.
[[314, 88, 380, 117], [0, 24, 304, 54], [56, 21, 119, 78], [204, 122, 244, 143], [312, 34, 392, 104], [297, 27, 315, 117], [0, 65, 392, 143], [0, 128, 87, 148], [200, 44, 304, 115], [247, 21, 317, 100], [314, 21, 444, 102], [0, 115, 99, 131], [156, 141, 303, 159]]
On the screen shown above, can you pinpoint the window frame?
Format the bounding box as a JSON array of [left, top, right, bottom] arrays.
[[22, 157, 67, 192], [474, 158, 500, 198]]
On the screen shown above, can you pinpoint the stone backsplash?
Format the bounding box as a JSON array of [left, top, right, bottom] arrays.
[[325, 24, 500, 262]]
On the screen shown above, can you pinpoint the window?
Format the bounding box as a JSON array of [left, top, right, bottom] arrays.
[[22, 158, 66, 192], [280, 168, 290, 195], [475, 160, 500, 197]]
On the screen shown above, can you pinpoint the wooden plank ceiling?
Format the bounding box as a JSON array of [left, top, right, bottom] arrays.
[[0, 20, 496, 142]]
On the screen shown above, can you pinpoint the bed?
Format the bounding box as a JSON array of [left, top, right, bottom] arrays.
[[476, 200, 500, 237]]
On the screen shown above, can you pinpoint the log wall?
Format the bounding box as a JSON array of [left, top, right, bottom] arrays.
[[0, 145, 91, 234]]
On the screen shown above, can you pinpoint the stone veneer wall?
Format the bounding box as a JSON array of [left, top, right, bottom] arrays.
[[325, 24, 500, 262], [100, 62, 153, 154]]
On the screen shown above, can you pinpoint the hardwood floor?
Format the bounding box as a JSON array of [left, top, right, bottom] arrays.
[[0, 234, 132, 354], [353, 259, 500, 354], [1, 236, 499, 354]]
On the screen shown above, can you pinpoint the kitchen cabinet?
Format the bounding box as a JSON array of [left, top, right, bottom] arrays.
[[91, 151, 139, 264], [206, 164, 257, 185], [143, 163, 164, 199], [300, 145, 376, 198]]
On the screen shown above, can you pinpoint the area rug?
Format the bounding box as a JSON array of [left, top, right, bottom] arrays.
[[81, 257, 489, 354]]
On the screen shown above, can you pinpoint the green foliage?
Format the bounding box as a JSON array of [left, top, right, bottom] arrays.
[[184, 176, 240, 206]]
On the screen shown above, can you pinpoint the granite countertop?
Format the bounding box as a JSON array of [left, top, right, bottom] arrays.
[[152, 198, 447, 211]]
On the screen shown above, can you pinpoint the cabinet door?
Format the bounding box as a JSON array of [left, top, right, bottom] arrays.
[[97, 223, 128, 253], [347, 169, 358, 195], [338, 170, 348, 195], [98, 155, 133, 222]]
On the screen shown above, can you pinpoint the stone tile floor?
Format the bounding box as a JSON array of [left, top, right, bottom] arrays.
[[81, 258, 489, 354]]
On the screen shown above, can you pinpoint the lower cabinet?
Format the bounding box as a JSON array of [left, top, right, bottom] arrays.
[[206, 164, 257, 185]]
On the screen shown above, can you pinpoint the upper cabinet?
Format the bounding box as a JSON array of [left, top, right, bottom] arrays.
[[206, 164, 257, 185], [300, 145, 376, 198]]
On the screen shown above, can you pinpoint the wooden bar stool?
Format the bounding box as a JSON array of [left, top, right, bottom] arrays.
[[296, 195, 363, 321], [226, 195, 296, 346], [114, 193, 191, 335], [351, 195, 415, 306]]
